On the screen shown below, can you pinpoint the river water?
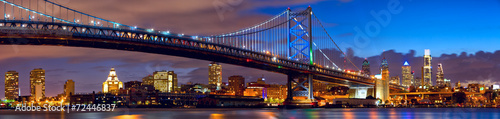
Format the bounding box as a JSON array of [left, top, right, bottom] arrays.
[[0, 108, 499, 119]]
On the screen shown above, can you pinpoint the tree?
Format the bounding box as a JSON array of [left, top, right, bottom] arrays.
[[366, 95, 375, 99], [452, 92, 467, 104]]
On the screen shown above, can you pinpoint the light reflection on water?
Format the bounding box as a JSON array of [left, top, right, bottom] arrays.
[[111, 114, 143, 119], [0, 108, 499, 119]]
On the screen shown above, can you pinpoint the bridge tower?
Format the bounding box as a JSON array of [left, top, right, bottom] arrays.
[[284, 7, 317, 108]]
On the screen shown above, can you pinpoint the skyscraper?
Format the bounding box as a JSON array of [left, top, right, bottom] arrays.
[[362, 59, 370, 75], [375, 58, 390, 103], [102, 68, 123, 93], [436, 63, 444, 87], [30, 68, 45, 101], [209, 62, 222, 90], [5, 71, 19, 100], [422, 49, 432, 88], [228, 75, 245, 96], [402, 61, 412, 87], [64, 80, 75, 97], [444, 79, 451, 87], [153, 70, 178, 92], [390, 76, 400, 85], [142, 75, 154, 86]]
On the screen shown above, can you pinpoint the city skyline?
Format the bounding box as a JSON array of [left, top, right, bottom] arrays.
[[1, 48, 499, 98], [0, 0, 499, 98]]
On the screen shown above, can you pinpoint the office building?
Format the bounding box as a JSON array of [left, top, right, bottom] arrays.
[[102, 68, 123, 93], [228, 75, 245, 96], [209, 62, 222, 90], [64, 80, 75, 97], [5, 71, 19, 100], [30, 68, 45, 101], [402, 61, 412, 87], [436, 63, 444, 87], [362, 59, 370, 75], [422, 49, 432, 88], [153, 70, 178, 93]]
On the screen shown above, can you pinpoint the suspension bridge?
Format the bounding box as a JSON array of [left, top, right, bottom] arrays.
[[0, 0, 405, 107]]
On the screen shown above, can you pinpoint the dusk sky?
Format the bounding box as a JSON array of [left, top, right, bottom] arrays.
[[1, 0, 500, 98]]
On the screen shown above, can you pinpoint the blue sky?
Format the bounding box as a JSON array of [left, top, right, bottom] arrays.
[[277, 0, 500, 57]]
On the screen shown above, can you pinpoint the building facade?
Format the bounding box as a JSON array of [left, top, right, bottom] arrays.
[[375, 58, 389, 103], [102, 68, 123, 93], [30, 68, 45, 101], [228, 75, 245, 96], [390, 76, 400, 85], [209, 62, 222, 90], [266, 84, 287, 101], [153, 70, 178, 93], [362, 59, 371, 75], [436, 63, 444, 87], [64, 80, 75, 97], [422, 49, 432, 88], [402, 61, 412, 87], [5, 71, 19, 100], [142, 75, 154, 86]]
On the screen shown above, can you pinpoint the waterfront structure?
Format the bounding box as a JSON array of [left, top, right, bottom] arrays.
[[362, 59, 371, 75], [102, 68, 123, 93], [228, 75, 245, 96], [30, 68, 45, 101], [436, 63, 444, 87], [390, 76, 400, 85], [64, 80, 75, 97], [467, 83, 486, 93], [153, 70, 178, 93], [209, 62, 222, 90], [402, 61, 412, 87], [375, 58, 390, 103], [5, 71, 19, 100], [422, 49, 432, 88], [267, 84, 287, 101]]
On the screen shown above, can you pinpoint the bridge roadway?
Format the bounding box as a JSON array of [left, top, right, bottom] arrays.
[[0, 20, 373, 85], [0, 20, 406, 91]]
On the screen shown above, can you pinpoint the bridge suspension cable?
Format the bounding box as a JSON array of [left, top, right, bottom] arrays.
[[312, 13, 360, 71]]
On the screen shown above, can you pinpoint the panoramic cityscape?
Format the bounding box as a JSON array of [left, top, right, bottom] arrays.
[[1, 0, 500, 119]]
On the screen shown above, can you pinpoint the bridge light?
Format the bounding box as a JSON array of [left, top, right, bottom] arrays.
[[5, 14, 10, 18], [272, 57, 277, 61], [91, 20, 94, 23]]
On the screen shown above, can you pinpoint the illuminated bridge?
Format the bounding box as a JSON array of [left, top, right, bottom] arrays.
[[0, 0, 405, 106]]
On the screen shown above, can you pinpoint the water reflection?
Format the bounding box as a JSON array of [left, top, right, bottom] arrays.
[[1, 108, 499, 119], [111, 114, 144, 119], [209, 113, 224, 119]]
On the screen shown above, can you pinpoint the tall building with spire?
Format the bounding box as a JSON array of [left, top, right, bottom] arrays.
[[375, 58, 390, 103], [422, 49, 432, 88], [30, 68, 45, 101], [402, 61, 412, 87], [362, 59, 370, 75], [102, 68, 123, 93], [436, 63, 444, 87], [5, 71, 19, 100], [209, 62, 222, 90]]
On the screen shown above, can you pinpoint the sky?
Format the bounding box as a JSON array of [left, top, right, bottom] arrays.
[[1, 0, 500, 98]]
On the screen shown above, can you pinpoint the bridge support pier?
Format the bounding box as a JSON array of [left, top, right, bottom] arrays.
[[284, 73, 317, 108], [348, 86, 374, 99]]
